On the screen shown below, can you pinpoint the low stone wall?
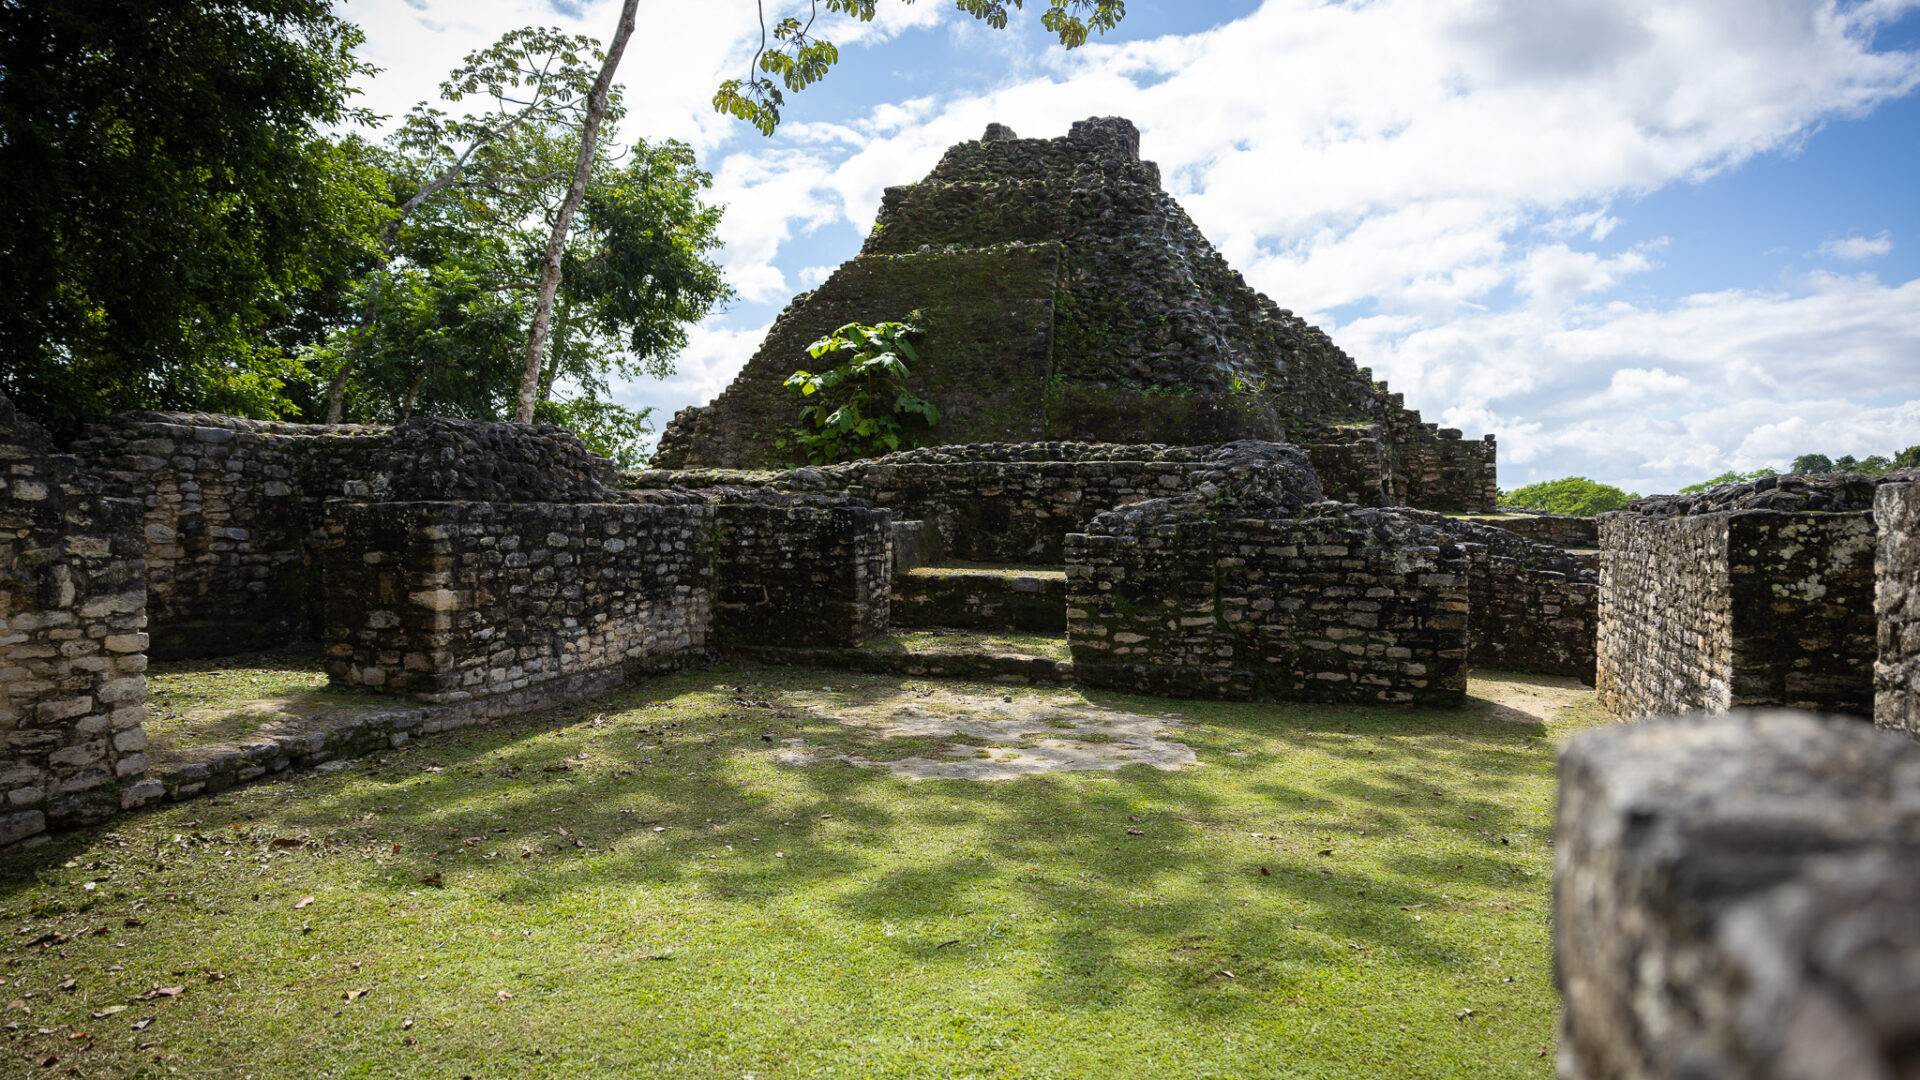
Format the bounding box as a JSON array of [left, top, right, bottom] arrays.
[[318, 499, 713, 705], [1878, 482, 1920, 736], [1397, 430, 1499, 514], [711, 499, 892, 648], [1301, 441, 1390, 506], [1, 395, 151, 844], [1465, 547, 1598, 680], [1557, 711, 1920, 1079], [1066, 501, 1469, 706], [1598, 510, 1877, 719], [892, 567, 1068, 633], [1462, 513, 1599, 549], [73, 413, 622, 660]]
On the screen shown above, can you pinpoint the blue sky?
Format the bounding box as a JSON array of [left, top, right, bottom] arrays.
[[340, 0, 1920, 493]]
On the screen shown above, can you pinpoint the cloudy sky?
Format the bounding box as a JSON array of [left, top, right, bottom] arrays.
[[338, 0, 1920, 494]]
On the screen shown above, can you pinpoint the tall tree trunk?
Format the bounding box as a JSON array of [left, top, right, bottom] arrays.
[[515, 0, 640, 424]]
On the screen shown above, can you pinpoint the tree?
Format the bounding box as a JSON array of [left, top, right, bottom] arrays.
[[304, 45, 729, 457], [1897, 446, 1920, 470], [0, 0, 375, 440], [1679, 467, 1777, 494], [716, 0, 1128, 134], [516, 0, 640, 424], [322, 26, 607, 422], [1502, 478, 1638, 516], [1791, 453, 1835, 475]]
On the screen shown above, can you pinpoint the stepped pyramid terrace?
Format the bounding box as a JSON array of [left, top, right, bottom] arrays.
[[653, 117, 1497, 514]]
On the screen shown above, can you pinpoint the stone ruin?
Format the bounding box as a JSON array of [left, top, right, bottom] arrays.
[[4, 115, 1920, 1080], [654, 118, 1496, 514]]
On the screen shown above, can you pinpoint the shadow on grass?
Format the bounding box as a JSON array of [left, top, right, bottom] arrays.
[[0, 660, 1570, 1034]]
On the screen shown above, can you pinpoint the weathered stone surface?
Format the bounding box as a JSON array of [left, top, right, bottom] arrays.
[[319, 498, 713, 703], [1067, 495, 1469, 706], [892, 567, 1069, 634], [1556, 711, 1920, 1080], [1878, 482, 1920, 736], [1628, 468, 1919, 518], [73, 412, 626, 660], [709, 495, 892, 649], [1598, 510, 1877, 719], [0, 391, 149, 843], [652, 118, 1496, 512]]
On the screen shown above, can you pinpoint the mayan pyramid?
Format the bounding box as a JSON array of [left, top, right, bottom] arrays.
[[653, 117, 1493, 509]]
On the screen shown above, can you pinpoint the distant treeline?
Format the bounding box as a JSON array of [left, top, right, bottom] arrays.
[[1503, 445, 1919, 516]]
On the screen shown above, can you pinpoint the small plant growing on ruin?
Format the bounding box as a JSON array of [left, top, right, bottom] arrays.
[[783, 313, 939, 464]]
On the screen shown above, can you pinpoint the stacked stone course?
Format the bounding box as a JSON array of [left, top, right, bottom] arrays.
[[1599, 500, 1879, 719], [1, 395, 151, 845], [319, 497, 714, 708], [710, 498, 892, 649], [1877, 482, 1920, 735]]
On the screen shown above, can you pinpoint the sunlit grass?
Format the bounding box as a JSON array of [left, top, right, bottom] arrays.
[[0, 666, 1598, 1079]]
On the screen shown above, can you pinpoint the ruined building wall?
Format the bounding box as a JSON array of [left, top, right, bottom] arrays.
[[1597, 510, 1877, 719], [73, 413, 623, 660], [319, 497, 713, 712], [710, 499, 892, 649], [1557, 711, 1920, 1080], [1, 396, 150, 845], [1459, 513, 1600, 550], [1877, 482, 1920, 735], [1066, 502, 1469, 706], [1465, 547, 1598, 680]]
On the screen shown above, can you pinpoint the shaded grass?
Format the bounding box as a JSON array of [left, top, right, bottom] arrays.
[[860, 629, 1072, 661], [143, 649, 374, 755], [0, 666, 1599, 1079]]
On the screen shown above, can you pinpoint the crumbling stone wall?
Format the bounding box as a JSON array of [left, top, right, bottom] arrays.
[[1557, 710, 1920, 1080], [710, 497, 892, 649], [1464, 547, 1597, 680], [319, 495, 712, 711], [1, 395, 150, 844], [74, 413, 622, 660], [1877, 482, 1920, 735], [1598, 510, 1877, 719], [1461, 512, 1599, 550], [1067, 505, 1469, 705]]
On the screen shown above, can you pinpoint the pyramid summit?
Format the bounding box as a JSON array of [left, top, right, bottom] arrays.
[[654, 117, 1495, 511]]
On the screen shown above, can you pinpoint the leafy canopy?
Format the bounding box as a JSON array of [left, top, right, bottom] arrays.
[[1502, 477, 1639, 517], [1678, 467, 1777, 494], [302, 30, 730, 466], [716, 1, 1126, 134], [0, 0, 375, 439], [784, 315, 939, 464]]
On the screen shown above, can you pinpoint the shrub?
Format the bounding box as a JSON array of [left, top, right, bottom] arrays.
[[1501, 477, 1639, 516]]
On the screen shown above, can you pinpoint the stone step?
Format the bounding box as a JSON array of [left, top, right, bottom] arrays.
[[734, 629, 1074, 685], [891, 565, 1068, 633]]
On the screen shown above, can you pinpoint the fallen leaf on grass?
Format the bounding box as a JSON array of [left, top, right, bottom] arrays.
[[495, 990, 513, 1002], [1455, 1009, 1476, 1020], [133, 986, 184, 1002], [1125, 829, 1144, 836], [90, 1006, 127, 1019], [123, 918, 145, 928], [270, 838, 303, 849], [1317, 849, 1335, 857], [344, 989, 370, 1002], [293, 896, 315, 910], [131, 1018, 153, 1031], [66, 1030, 88, 1040], [57, 979, 75, 992], [1259, 867, 1270, 876]]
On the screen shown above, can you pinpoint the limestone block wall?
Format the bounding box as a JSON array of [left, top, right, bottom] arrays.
[[1396, 431, 1499, 514], [1877, 482, 1920, 735], [1557, 711, 1920, 1079], [1, 396, 150, 844], [1460, 513, 1599, 549], [318, 499, 713, 708], [711, 500, 891, 648], [1066, 502, 1469, 706], [1300, 441, 1390, 506], [1465, 547, 1598, 680], [1597, 510, 1877, 719]]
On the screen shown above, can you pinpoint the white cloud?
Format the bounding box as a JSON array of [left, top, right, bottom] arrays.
[[1819, 231, 1896, 260]]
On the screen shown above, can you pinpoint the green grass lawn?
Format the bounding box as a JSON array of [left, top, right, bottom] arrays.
[[0, 665, 1602, 1079], [142, 649, 376, 757]]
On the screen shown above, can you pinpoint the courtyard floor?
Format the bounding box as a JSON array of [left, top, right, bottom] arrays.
[[1, 657, 1605, 1079]]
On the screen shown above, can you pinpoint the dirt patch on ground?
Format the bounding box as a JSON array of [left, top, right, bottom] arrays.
[[1468, 670, 1605, 728], [773, 684, 1197, 780]]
